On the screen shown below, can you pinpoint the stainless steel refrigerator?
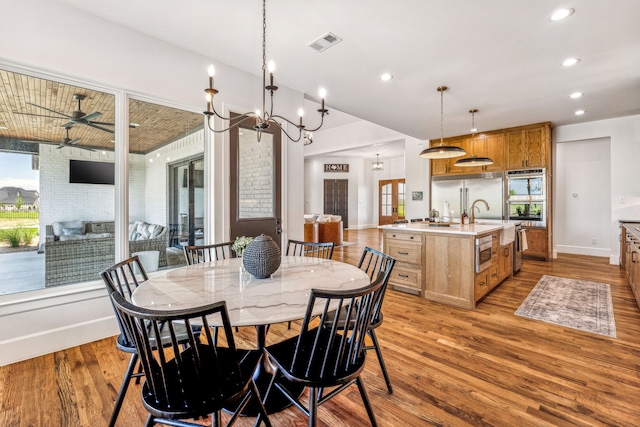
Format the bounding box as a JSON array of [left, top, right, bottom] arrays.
[[431, 172, 505, 220]]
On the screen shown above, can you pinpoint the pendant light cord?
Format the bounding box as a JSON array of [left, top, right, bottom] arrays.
[[439, 88, 444, 145]]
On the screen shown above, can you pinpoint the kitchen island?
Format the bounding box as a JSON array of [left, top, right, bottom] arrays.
[[382, 221, 516, 310]]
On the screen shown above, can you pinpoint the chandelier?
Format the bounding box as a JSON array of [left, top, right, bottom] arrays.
[[419, 86, 466, 159], [372, 153, 384, 171], [454, 109, 494, 167], [203, 0, 328, 142]]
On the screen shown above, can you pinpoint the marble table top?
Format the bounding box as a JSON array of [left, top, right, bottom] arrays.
[[131, 256, 370, 327]]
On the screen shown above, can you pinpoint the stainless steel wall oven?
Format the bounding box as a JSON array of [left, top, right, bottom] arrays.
[[506, 169, 546, 227]]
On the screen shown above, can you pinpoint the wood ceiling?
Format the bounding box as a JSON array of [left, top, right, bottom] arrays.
[[0, 69, 202, 155]]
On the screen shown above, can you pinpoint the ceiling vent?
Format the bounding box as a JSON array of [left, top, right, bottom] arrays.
[[307, 32, 343, 53]]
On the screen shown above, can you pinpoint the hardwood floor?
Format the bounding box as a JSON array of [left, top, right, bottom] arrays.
[[2, 228, 639, 426]]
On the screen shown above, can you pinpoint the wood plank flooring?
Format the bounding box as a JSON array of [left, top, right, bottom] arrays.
[[1, 228, 640, 426]]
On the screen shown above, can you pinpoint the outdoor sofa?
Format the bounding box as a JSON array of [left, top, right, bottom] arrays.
[[44, 220, 167, 287]]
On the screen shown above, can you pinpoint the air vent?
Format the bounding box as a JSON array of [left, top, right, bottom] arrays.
[[307, 32, 343, 53]]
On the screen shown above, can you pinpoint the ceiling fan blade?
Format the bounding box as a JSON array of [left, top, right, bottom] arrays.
[[68, 138, 81, 145], [88, 121, 115, 126], [25, 102, 73, 119], [60, 142, 95, 152], [81, 112, 103, 122], [84, 122, 115, 134], [14, 112, 70, 120]]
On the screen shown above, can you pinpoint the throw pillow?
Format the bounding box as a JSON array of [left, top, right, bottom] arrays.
[[63, 227, 84, 236], [52, 221, 85, 237]]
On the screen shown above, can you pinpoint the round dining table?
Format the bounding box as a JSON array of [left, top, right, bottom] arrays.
[[131, 255, 371, 414]]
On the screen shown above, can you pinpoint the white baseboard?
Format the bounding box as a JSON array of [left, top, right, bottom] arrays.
[[555, 245, 611, 258]]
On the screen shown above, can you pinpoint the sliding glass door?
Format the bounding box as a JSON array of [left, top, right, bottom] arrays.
[[169, 158, 204, 248]]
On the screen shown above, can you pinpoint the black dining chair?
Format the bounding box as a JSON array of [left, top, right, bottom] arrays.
[[257, 275, 387, 427], [354, 247, 396, 394], [100, 256, 202, 427], [99, 256, 149, 427], [110, 292, 272, 427], [286, 239, 334, 259], [183, 241, 236, 265], [284, 239, 335, 330]]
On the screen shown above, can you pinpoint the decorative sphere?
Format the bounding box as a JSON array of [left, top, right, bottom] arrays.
[[242, 234, 281, 279]]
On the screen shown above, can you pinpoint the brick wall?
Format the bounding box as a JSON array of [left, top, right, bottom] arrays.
[[238, 132, 273, 218]]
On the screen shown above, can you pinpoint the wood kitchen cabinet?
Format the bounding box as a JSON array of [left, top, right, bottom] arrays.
[[621, 224, 640, 310], [462, 133, 506, 173], [383, 230, 424, 295], [523, 227, 547, 260], [506, 125, 549, 169], [498, 243, 513, 281]]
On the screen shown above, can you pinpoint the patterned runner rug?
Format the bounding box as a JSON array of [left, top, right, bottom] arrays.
[[515, 275, 616, 338]]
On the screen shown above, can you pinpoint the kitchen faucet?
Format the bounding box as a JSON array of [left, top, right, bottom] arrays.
[[470, 199, 490, 223]]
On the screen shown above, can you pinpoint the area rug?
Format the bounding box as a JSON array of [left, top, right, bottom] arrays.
[[336, 241, 354, 247], [515, 275, 616, 338]]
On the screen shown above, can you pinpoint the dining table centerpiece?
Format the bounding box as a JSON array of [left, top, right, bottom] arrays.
[[232, 235, 253, 257], [241, 234, 281, 279]]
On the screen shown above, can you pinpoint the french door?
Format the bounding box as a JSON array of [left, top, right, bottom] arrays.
[[379, 179, 406, 225], [229, 114, 282, 247]]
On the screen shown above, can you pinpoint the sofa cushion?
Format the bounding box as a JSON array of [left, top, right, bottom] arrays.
[[52, 221, 85, 237], [59, 232, 112, 242]]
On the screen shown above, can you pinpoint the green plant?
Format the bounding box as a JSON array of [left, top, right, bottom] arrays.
[[22, 227, 37, 245], [0, 227, 38, 247], [232, 236, 254, 256], [2, 228, 22, 247]]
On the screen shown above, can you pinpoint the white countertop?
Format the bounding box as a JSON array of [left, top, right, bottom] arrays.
[[382, 222, 500, 236]]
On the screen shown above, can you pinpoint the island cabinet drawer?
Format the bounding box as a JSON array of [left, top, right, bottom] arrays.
[[385, 231, 422, 242], [475, 270, 490, 301], [386, 241, 422, 265], [389, 265, 422, 290]]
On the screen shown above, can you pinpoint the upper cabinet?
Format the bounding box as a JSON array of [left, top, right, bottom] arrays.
[[506, 124, 550, 170], [430, 122, 551, 176]]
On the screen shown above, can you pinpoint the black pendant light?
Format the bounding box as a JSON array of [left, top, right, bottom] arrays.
[[419, 86, 466, 159], [454, 109, 494, 167]]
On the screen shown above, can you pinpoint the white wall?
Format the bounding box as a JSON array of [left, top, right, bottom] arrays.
[[554, 138, 611, 257], [0, 0, 306, 365], [554, 114, 640, 264]]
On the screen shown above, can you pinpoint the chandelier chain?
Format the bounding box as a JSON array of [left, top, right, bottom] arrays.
[[262, 0, 267, 73]]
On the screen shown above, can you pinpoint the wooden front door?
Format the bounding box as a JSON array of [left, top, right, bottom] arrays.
[[379, 179, 406, 225], [323, 179, 348, 228], [229, 115, 282, 247]]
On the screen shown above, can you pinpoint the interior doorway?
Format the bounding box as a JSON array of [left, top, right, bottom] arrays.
[[379, 179, 406, 225], [323, 179, 348, 228]]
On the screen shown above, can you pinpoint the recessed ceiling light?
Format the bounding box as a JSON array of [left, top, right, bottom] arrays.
[[380, 73, 393, 81], [549, 8, 575, 21], [575, 110, 586, 115], [570, 92, 584, 99], [562, 58, 580, 67]]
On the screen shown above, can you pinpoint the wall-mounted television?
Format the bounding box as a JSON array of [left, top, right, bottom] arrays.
[[69, 160, 115, 185]]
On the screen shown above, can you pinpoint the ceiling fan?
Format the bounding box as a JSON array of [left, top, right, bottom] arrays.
[[21, 124, 95, 151], [18, 93, 118, 134]]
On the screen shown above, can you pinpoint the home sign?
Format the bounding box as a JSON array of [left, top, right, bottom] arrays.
[[324, 164, 349, 173]]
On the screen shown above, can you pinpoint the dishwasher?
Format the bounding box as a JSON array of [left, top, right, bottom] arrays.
[[513, 223, 523, 274]]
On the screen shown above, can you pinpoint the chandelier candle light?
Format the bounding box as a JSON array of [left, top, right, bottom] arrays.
[[419, 86, 466, 159], [203, 0, 328, 142], [454, 109, 494, 167]]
